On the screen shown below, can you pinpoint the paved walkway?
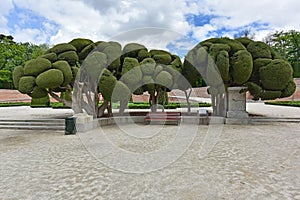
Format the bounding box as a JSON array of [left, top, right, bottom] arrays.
[[0, 91, 299, 199]]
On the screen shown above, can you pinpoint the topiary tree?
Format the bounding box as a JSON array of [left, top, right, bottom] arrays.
[[184, 37, 296, 117]]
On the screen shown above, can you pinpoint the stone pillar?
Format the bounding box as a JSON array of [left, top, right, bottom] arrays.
[[226, 87, 248, 124]]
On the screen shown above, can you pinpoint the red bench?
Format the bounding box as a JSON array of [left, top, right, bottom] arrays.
[[144, 112, 181, 125]]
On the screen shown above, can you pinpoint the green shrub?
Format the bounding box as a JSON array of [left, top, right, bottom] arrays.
[[31, 96, 50, 107], [123, 43, 147, 58], [24, 58, 52, 76], [246, 82, 262, 100], [57, 51, 79, 66], [78, 43, 96, 62], [111, 81, 131, 102], [98, 69, 117, 101], [39, 53, 57, 63], [121, 57, 142, 86], [50, 43, 76, 54], [142, 76, 154, 84], [152, 54, 172, 65], [247, 41, 272, 59], [29, 86, 48, 98], [230, 50, 253, 85], [215, 50, 230, 83], [235, 37, 253, 47], [69, 38, 93, 52], [12, 66, 24, 89], [140, 58, 156, 75], [259, 59, 293, 90], [82, 52, 107, 82], [36, 69, 64, 89], [261, 90, 282, 100], [71, 66, 79, 82], [251, 58, 272, 81], [52, 61, 73, 86], [137, 49, 151, 61], [281, 80, 296, 98], [103, 45, 121, 71], [18, 76, 36, 94], [155, 71, 173, 88]]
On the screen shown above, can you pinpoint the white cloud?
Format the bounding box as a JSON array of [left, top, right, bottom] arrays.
[[0, 0, 300, 50]]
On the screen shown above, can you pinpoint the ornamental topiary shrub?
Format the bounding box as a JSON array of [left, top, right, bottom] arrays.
[[121, 57, 142, 86], [39, 53, 57, 63], [140, 58, 155, 75], [18, 76, 36, 94], [230, 50, 253, 85], [155, 71, 173, 89], [247, 41, 272, 59], [36, 69, 64, 89], [49, 43, 76, 55], [24, 58, 52, 76], [57, 50, 79, 66], [69, 38, 93, 53], [98, 69, 117, 101], [12, 66, 24, 90], [30, 86, 48, 98], [52, 61, 73, 87]]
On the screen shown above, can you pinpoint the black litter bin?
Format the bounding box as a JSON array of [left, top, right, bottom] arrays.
[[65, 117, 76, 135]]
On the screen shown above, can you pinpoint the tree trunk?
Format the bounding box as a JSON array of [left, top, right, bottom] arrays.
[[184, 88, 192, 114]]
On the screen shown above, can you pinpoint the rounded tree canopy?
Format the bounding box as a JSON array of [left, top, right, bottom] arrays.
[[24, 58, 52, 77], [36, 69, 64, 89]]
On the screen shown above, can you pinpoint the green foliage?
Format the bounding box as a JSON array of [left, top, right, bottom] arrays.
[[39, 53, 57, 63], [140, 58, 156, 75], [215, 50, 230, 83], [121, 57, 142, 86], [102, 45, 121, 71], [247, 41, 272, 59], [155, 71, 173, 88], [230, 50, 253, 85], [265, 101, 300, 107], [49, 43, 76, 54], [29, 86, 48, 98], [12, 66, 24, 89], [265, 30, 300, 77], [246, 82, 262, 100], [0, 70, 12, 82], [18, 76, 36, 94], [137, 49, 151, 61], [82, 52, 107, 82], [111, 81, 131, 102], [152, 54, 172, 65], [259, 59, 293, 90], [78, 43, 95, 62], [69, 38, 93, 53], [251, 58, 272, 81], [98, 69, 117, 101], [57, 51, 79, 66], [36, 69, 64, 89], [281, 80, 296, 98], [235, 37, 253, 47], [24, 58, 51, 76], [123, 43, 147, 58], [52, 61, 73, 86], [30, 96, 50, 107], [261, 90, 282, 100]]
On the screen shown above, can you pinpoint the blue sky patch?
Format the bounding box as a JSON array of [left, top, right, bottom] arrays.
[[6, 3, 59, 43], [185, 13, 219, 27]]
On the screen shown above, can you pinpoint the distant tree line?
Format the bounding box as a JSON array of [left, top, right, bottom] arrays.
[[0, 34, 49, 88]]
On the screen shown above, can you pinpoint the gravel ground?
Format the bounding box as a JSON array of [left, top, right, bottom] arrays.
[[0, 123, 299, 200]]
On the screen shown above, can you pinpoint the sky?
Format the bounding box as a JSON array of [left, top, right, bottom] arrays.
[[1, 0, 300, 55]]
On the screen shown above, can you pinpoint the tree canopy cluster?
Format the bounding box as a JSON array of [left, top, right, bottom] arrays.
[[12, 36, 296, 117]]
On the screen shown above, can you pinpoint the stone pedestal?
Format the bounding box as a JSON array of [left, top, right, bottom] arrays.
[[226, 87, 249, 119], [73, 113, 94, 132]]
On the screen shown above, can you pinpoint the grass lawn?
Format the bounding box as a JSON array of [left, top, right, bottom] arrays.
[[265, 101, 300, 107]]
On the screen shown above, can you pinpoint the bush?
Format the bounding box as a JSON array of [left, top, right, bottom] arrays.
[[50, 43, 76, 54], [140, 58, 156, 75], [30, 86, 48, 98], [39, 53, 57, 63], [215, 50, 230, 83], [98, 69, 117, 101], [24, 58, 51, 76], [36, 69, 64, 89], [247, 41, 272, 59], [57, 50, 79, 66], [123, 43, 147, 58], [18, 76, 36, 94], [261, 90, 282, 100], [155, 71, 173, 88], [230, 50, 253, 85], [121, 57, 142, 86], [12, 66, 24, 89], [69, 38, 93, 53], [52, 61, 73, 86], [152, 54, 172, 65], [31, 96, 50, 107], [281, 80, 296, 98], [259, 59, 293, 90]]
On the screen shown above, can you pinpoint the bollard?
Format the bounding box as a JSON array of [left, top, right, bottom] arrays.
[[65, 117, 76, 135]]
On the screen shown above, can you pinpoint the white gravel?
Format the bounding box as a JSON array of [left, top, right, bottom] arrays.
[[0, 123, 299, 199]]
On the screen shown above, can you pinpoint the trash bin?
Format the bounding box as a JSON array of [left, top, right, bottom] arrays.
[[65, 117, 76, 135]]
